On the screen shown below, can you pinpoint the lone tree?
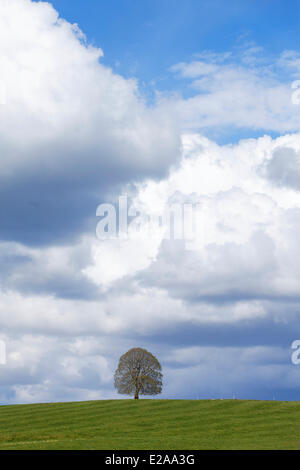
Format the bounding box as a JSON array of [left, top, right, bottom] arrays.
[[114, 347, 163, 399]]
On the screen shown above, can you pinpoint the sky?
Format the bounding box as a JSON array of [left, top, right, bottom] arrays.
[[0, 0, 300, 404]]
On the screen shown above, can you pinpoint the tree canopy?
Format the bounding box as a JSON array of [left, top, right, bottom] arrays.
[[114, 347, 163, 399]]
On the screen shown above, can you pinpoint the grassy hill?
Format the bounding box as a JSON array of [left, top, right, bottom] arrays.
[[0, 399, 299, 450]]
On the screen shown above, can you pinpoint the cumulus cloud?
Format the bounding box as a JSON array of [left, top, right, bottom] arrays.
[[162, 344, 297, 400], [0, 0, 180, 246], [3, 130, 300, 402], [74, 131, 300, 401], [262, 147, 300, 190], [133, 134, 300, 306], [87, 133, 300, 304]]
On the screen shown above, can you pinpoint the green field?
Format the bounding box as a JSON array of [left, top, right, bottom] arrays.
[[0, 399, 299, 450]]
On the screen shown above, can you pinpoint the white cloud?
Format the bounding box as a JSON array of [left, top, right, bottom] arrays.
[[84, 133, 300, 308], [167, 48, 300, 133], [1, 126, 300, 401], [0, 0, 180, 246], [162, 345, 293, 399]]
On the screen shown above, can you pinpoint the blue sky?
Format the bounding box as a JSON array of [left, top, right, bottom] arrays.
[[0, 0, 300, 404], [49, 0, 300, 144], [49, 0, 300, 86]]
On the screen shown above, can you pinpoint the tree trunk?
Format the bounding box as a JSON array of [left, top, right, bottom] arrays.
[[134, 389, 139, 399]]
